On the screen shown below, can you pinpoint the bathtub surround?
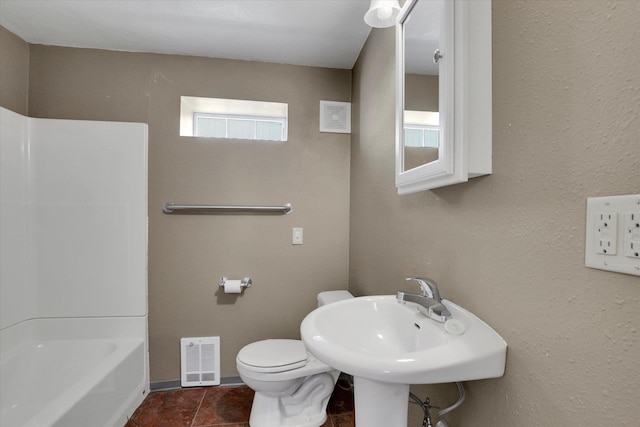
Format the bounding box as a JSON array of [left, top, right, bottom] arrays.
[[0, 0, 638, 425], [0, 107, 149, 426]]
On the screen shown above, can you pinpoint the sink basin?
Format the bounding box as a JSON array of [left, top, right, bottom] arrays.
[[301, 295, 506, 384], [300, 295, 506, 426]]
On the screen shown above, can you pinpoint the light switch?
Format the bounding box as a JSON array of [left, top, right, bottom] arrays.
[[585, 195, 640, 276], [292, 227, 303, 245]]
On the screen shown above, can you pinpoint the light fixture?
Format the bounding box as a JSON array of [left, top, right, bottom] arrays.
[[364, 0, 401, 28]]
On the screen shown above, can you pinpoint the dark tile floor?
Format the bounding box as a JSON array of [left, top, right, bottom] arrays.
[[125, 381, 355, 427]]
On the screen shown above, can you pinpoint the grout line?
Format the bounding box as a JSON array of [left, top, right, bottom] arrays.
[[189, 422, 249, 427], [133, 385, 351, 427], [190, 387, 208, 427]]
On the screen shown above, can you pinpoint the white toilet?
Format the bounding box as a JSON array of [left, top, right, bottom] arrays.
[[236, 290, 353, 427]]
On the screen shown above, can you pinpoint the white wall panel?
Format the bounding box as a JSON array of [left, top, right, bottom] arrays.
[[0, 107, 34, 329], [0, 107, 148, 327]]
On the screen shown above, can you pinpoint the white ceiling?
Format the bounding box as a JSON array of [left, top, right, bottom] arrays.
[[0, 0, 373, 69]]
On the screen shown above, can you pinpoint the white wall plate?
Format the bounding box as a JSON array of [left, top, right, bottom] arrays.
[[585, 194, 640, 276]]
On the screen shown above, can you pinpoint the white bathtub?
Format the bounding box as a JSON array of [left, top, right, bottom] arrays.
[[0, 317, 149, 427], [0, 110, 149, 427]]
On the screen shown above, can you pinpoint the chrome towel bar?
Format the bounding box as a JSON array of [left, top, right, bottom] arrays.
[[163, 202, 292, 215]]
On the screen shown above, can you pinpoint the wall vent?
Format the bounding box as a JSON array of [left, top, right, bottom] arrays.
[[180, 336, 220, 387], [320, 100, 351, 134]]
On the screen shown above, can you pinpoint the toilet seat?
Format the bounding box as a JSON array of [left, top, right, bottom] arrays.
[[237, 339, 307, 373]]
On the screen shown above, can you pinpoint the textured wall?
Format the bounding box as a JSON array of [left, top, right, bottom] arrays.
[[28, 46, 352, 380], [0, 26, 29, 115], [351, 1, 639, 426], [8, 0, 640, 422]]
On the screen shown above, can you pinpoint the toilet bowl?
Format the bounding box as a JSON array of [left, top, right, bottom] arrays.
[[236, 290, 353, 427]]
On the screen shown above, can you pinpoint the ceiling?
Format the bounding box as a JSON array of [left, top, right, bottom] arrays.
[[0, 0, 373, 69]]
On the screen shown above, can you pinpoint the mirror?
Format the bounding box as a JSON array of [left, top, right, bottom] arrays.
[[402, 0, 442, 172], [395, 0, 492, 194]]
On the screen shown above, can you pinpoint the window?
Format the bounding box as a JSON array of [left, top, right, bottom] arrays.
[[194, 113, 286, 141], [180, 96, 288, 141], [404, 125, 440, 148], [404, 110, 439, 148]]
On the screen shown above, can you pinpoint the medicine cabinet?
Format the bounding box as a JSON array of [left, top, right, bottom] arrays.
[[395, 0, 492, 194]]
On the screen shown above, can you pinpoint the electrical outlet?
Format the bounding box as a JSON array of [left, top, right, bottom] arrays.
[[585, 194, 640, 276], [623, 212, 640, 259], [594, 212, 617, 255]]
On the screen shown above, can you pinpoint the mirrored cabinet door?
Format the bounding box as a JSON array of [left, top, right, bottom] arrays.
[[395, 0, 492, 194]]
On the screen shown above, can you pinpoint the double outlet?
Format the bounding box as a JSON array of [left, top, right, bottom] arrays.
[[594, 212, 640, 258], [586, 194, 640, 276]]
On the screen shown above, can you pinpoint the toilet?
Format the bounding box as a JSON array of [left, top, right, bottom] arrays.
[[236, 290, 353, 427]]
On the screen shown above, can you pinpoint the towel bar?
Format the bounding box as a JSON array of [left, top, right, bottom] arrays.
[[163, 202, 292, 215]]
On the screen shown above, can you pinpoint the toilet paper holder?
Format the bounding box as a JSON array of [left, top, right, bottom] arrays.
[[219, 277, 252, 289]]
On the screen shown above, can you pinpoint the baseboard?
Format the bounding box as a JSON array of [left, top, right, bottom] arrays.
[[220, 376, 244, 386], [150, 376, 244, 392]]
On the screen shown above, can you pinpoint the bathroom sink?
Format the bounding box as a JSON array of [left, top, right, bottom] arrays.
[[301, 295, 506, 384], [300, 295, 507, 426]]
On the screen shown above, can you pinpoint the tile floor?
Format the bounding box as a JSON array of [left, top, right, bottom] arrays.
[[125, 381, 355, 427]]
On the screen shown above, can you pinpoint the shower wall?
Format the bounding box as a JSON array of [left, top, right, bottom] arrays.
[[0, 108, 31, 328], [0, 107, 148, 329]]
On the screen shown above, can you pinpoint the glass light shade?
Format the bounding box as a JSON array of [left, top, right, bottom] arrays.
[[364, 0, 401, 28]]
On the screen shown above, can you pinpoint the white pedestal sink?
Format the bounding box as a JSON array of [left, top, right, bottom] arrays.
[[300, 295, 507, 426]]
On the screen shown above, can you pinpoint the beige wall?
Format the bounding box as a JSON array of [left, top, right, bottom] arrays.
[[405, 73, 438, 112], [4, 0, 639, 423], [351, 1, 639, 426], [0, 26, 29, 115], [27, 45, 352, 380]]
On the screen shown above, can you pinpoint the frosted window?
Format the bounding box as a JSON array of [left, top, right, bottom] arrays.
[[181, 96, 288, 141], [404, 110, 439, 148], [256, 121, 284, 141], [195, 117, 226, 138], [404, 126, 440, 148], [404, 128, 423, 147]]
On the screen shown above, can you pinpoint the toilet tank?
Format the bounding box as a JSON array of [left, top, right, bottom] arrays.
[[317, 290, 353, 307]]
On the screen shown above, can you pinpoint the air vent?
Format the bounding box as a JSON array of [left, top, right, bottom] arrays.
[[180, 337, 220, 387], [320, 100, 351, 134]]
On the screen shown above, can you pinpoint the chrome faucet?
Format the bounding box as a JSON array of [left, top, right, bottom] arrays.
[[397, 277, 452, 323]]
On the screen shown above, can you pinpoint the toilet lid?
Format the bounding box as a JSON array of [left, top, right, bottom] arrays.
[[237, 339, 307, 372]]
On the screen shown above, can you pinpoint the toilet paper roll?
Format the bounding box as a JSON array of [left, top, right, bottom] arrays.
[[223, 279, 243, 294]]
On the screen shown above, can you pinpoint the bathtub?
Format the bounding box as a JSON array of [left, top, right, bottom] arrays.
[[0, 317, 149, 427]]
